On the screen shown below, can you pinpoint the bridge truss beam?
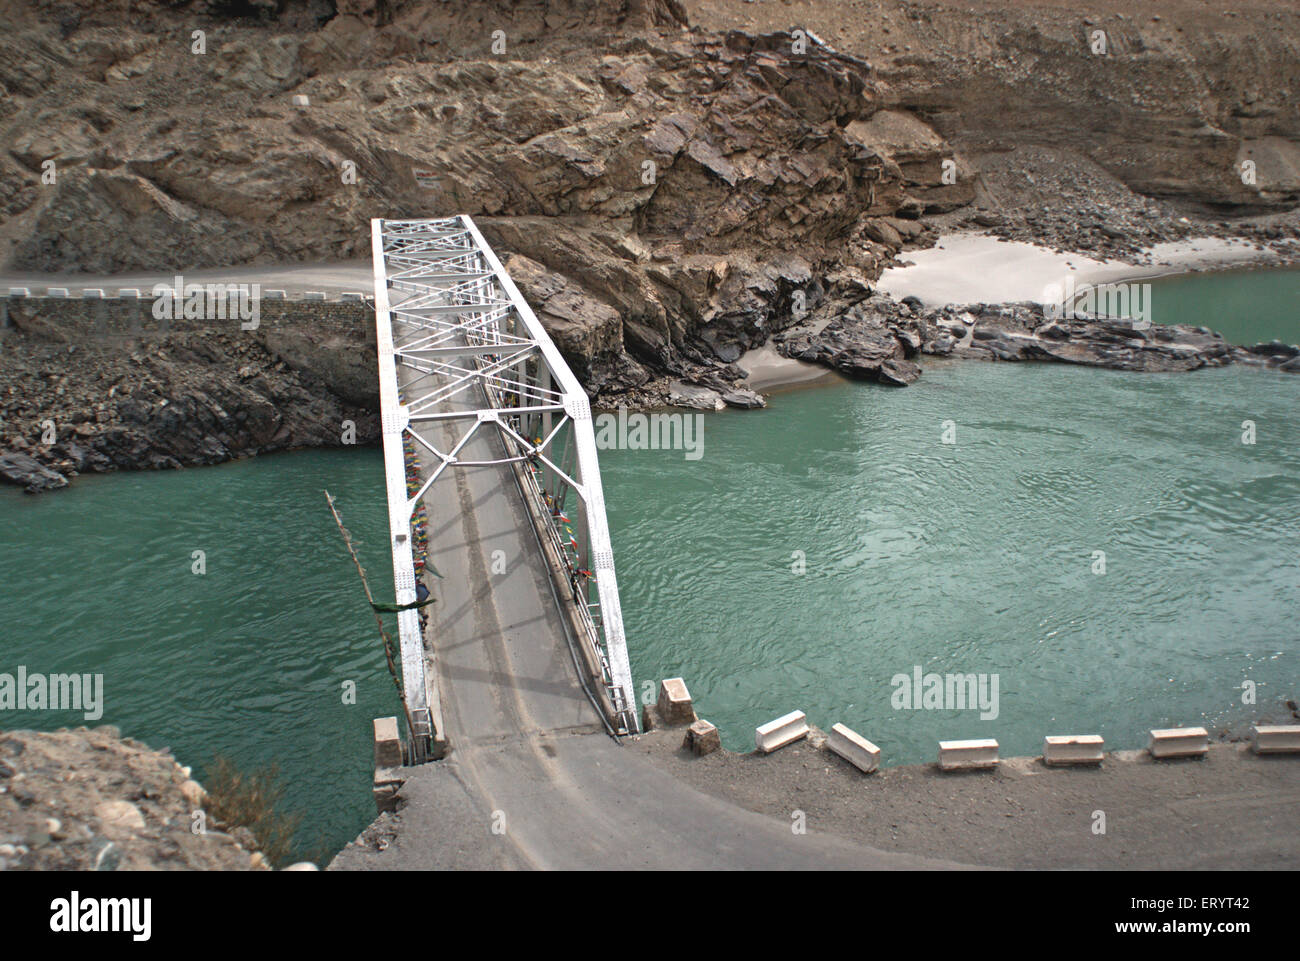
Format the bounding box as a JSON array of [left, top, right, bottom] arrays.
[[371, 216, 640, 753]]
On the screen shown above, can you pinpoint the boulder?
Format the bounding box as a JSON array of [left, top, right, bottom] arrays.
[[0, 452, 69, 492]]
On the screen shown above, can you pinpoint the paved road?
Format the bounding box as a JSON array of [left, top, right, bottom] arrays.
[[0, 262, 373, 296]]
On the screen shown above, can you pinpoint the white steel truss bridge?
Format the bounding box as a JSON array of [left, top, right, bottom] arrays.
[[371, 215, 639, 760]]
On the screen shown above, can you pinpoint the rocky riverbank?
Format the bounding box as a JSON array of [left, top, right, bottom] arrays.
[[773, 290, 1300, 388], [3, 1, 1298, 400], [0, 299, 377, 492], [0, 726, 266, 871]]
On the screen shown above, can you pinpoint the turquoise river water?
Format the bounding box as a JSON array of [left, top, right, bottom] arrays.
[[0, 266, 1296, 861], [0, 450, 400, 863]]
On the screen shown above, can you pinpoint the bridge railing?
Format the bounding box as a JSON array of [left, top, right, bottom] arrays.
[[371, 216, 639, 748]]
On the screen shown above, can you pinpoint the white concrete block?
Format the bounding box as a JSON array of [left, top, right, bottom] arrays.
[[117, 288, 141, 299], [82, 288, 104, 298], [292, 94, 310, 107], [304, 290, 327, 300], [1251, 724, 1300, 755], [827, 722, 880, 773], [939, 738, 999, 771], [1148, 727, 1209, 759], [1043, 734, 1104, 766], [341, 291, 366, 301], [755, 710, 808, 754], [8, 287, 29, 297], [47, 287, 69, 297], [264, 289, 286, 299]]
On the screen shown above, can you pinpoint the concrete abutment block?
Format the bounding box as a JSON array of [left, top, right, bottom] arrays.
[[1251, 724, 1300, 754], [641, 677, 697, 730], [656, 677, 696, 726], [373, 716, 404, 767], [1043, 734, 1104, 766], [372, 716, 408, 812], [684, 719, 721, 756], [939, 738, 999, 771]]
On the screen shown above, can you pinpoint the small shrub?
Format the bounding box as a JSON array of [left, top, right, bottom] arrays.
[[203, 755, 303, 868]]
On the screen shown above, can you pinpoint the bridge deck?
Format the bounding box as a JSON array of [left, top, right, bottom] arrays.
[[417, 362, 602, 742]]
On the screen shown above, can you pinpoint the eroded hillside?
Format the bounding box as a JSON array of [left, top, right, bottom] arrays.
[[1, 0, 1298, 408]]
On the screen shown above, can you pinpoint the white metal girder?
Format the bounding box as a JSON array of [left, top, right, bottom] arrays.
[[371, 215, 640, 739]]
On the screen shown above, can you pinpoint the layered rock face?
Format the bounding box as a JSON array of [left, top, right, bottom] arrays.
[[689, 0, 1300, 258], [0, 0, 1296, 439], [0, 301, 377, 491], [0, 0, 976, 406]]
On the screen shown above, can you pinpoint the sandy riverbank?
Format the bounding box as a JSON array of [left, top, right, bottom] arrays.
[[876, 232, 1290, 308], [737, 341, 839, 393]]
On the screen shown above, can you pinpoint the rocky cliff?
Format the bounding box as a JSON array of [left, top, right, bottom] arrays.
[[1, 0, 1297, 439], [695, 0, 1300, 250]]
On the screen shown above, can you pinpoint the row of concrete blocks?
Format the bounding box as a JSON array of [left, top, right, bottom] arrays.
[[755, 710, 1300, 773], [651, 681, 1300, 769], [6, 287, 367, 302]]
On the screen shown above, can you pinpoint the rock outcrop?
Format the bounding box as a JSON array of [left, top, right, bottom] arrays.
[[0, 301, 377, 490], [0, 726, 265, 871], [0, 0, 975, 408], [689, 0, 1300, 234], [780, 303, 923, 386], [778, 292, 1298, 381], [0, 450, 69, 492]]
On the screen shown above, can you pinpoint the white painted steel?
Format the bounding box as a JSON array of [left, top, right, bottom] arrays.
[[371, 216, 639, 738], [370, 222, 433, 760]]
